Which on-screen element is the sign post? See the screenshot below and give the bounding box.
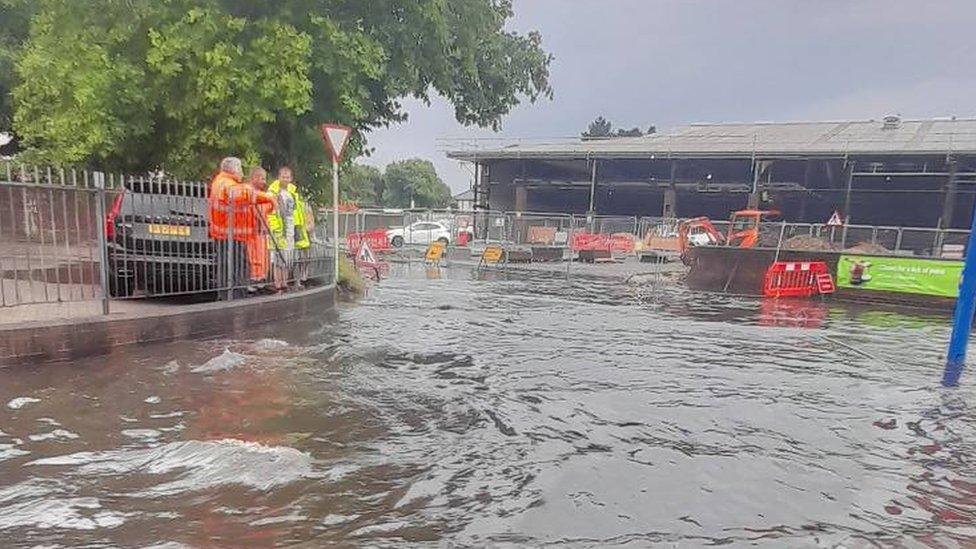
[320,124,352,284]
[943,202,976,386]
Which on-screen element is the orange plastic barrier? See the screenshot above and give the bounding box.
[763,261,835,298]
[347,228,390,253]
[570,232,608,251]
[570,232,635,253]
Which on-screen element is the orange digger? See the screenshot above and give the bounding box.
[678,209,779,264]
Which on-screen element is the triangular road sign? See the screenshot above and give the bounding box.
[320,123,352,162]
[827,210,843,226]
[357,241,376,264]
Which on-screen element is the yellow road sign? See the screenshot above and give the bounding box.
[481,245,504,264]
[425,241,445,263]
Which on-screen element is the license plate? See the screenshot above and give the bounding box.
[148,224,190,237]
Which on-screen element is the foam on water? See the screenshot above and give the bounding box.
[7,397,40,409]
[27,430,79,443]
[189,349,247,373]
[28,439,314,496]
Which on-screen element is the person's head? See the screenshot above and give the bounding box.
[278,166,294,184]
[219,157,243,179]
[248,167,267,190]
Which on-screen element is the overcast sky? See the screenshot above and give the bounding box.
[363,0,976,193]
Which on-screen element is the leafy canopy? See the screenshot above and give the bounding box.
[339,163,384,205]
[0,0,552,188]
[581,116,655,139]
[381,159,452,209]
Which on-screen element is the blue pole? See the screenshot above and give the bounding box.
[943,203,976,386]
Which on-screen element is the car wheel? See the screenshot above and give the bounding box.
[391,235,404,248]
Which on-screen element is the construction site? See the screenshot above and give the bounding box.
[446,116,976,229]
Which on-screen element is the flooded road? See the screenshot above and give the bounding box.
[3,266,976,547]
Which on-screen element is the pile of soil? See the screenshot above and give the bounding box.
[782,235,837,251]
[844,242,890,254]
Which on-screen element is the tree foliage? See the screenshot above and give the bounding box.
[581,116,612,138]
[0,0,552,190]
[0,0,32,130]
[381,159,451,208]
[615,127,643,137]
[581,116,654,139]
[340,163,383,205]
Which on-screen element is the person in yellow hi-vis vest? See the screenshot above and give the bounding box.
[268,167,311,288]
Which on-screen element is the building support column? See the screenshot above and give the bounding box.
[588,159,598,213]
[747,160,762,209]
[842,159,855,223]
[663,159,677,217]
[515,185,528,212]
[941,158,959,229]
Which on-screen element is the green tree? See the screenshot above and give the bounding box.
[382,159,451,208]
[0,0,33,130]
[582,116,612,138]
[340,163,384,206]
[615,127,642,137]
[581,117,654,139]
[1,0,552,192]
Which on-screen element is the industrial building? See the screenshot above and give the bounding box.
[447,116,976,228]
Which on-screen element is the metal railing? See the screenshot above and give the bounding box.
[1,163,334,312]
[324,205,975,264]
[767,221,970,258]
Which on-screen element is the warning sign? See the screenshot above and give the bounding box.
[425,241,445,264]
[357,242,377,264]
[827,210,843,226]
[481,245,504,264]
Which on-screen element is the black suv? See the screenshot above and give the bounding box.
[105,179,218,297]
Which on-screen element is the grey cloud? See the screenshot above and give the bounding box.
[364,0,976,192]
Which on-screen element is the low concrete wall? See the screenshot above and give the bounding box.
[686,247,956,311]
[0,284,336,367]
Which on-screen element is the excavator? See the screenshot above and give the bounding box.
[678,209,779,264]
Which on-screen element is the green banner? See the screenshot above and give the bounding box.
[837,255,963,298]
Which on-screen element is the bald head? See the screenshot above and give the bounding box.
[248,167,267,190]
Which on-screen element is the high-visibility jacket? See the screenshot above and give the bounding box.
[207,171,241,240]
[267,180,310,249]
[228,184,275,242]
[248,200,276,281]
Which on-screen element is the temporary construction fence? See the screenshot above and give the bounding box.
[324,207,976,266]
[1,163,335,312]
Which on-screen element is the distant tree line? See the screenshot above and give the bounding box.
[340,159,452,209]
[581,116,655,138]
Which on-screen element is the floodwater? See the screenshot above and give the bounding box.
[2,265,976,547]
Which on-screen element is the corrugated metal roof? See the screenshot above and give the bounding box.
[446,118,976,161]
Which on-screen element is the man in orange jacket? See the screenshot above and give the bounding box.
[208,157,245,295]
[240,167,276,284]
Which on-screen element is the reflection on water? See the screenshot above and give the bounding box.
[2,266,976,547]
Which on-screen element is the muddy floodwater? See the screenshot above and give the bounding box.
[2,266,976,547]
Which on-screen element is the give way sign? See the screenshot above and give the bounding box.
[320,124,352,162]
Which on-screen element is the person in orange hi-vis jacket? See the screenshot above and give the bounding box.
[227,167,275,290]
[242,167,276,285]
[208,157,245,293]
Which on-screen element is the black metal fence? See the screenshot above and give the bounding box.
[0,163,334,312]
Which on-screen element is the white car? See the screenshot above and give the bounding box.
[387,221,451,247]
